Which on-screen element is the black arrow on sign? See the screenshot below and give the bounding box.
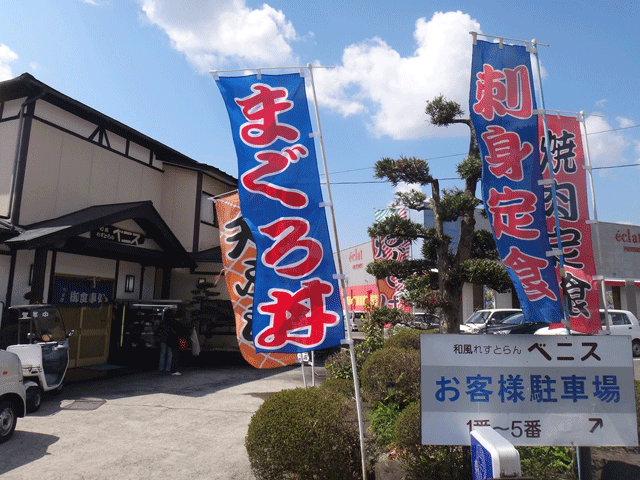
[589,418,603,433]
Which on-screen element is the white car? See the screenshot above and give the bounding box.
[0,349,27,443]
[459,308,522,334]
[534,309,640,357]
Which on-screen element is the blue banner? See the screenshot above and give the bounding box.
[52,277,113,307]
[216,73,344,353]
[469,40,563,324]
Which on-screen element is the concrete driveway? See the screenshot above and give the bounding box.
[1,353,321,480]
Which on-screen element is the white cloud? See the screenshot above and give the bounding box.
[617,116,635,129]
[137,0,298,72]
[583,115,629,169]
[312,11,481,140]
[0,43,18,81]
[596,98,607,108]
[394,182,423,195]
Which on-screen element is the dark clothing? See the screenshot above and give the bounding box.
[157,319,172,345]
[158,311,183,373]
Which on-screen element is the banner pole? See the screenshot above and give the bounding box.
[531,39,571,329]
[307,63,368,480]
[579,112,610,334]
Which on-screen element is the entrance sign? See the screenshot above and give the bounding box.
[421,334,638,446]
[216,73,344,353]
[91,225,145,245]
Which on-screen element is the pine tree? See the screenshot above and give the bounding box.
[366,96,513,333]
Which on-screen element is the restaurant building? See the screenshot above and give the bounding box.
[0,73,237,368]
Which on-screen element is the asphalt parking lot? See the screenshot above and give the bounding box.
[1,353,324,480]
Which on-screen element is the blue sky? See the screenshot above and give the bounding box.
[0,0,638,251]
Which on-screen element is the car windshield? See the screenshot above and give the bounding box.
[500,313,525,325]
[34,309,66,342]
[466,311,491,324]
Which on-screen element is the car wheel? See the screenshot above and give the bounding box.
[632,340,640,358]
[26,386,42,413]
[0,400,18,443]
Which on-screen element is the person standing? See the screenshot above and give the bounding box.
[168,311,186,376]
[158,309,175,373]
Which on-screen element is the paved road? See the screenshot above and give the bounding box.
[2,348,638,480]
[1,354,323,480]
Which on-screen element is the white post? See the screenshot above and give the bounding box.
[579,112,610,333]
[531,39,570,329]
[307,63,368,480]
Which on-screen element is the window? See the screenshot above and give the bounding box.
[124,275,135,293]
[201,192,218,228]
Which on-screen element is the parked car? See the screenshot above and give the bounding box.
[0,349,27,444]
[410,313,441,330]
[534,309,640,357]
[479,312,549,335]
[459,308,522,334]
[349,312,366,332]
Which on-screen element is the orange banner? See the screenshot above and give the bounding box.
[215,193,297,368]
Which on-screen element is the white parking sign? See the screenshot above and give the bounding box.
[420,334,638,446]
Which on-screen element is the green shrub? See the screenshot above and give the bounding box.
[519,447,574,479]
[385,328,422,351]
[245,387,361,480]
[360,347,420,407]
[320,378,356,399]
[392,402,470,480]
[324,345,368,380]
[325,347,354,380]
[368,401,401,447]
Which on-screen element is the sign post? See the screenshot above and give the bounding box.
[470,427,521,480]
[421,334,638,447]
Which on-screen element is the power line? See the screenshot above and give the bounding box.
[328,152,467,175]
[592,163,640,171]
[587,124,640,135]
[324,123,640,183]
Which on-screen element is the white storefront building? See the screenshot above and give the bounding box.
[0,73,237,368]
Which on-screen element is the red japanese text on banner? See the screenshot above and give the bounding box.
[216,73,344,353]
[469,39,563,324]
[539,115,600,333]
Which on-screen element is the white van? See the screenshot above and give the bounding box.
[0,349,27,443]
[535,309,640,357]
[460,308,522,334]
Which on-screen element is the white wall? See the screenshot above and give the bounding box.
[0,252,11,306]
[10,250,35,306]
[160,165,197,251]
[0,115,20,217]
[141,266,156,300]
[19,111,165,226]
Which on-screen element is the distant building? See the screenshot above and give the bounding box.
[337,209,640,322]
[334,241,378,313]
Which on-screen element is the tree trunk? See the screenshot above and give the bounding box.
[441,282,463,333]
